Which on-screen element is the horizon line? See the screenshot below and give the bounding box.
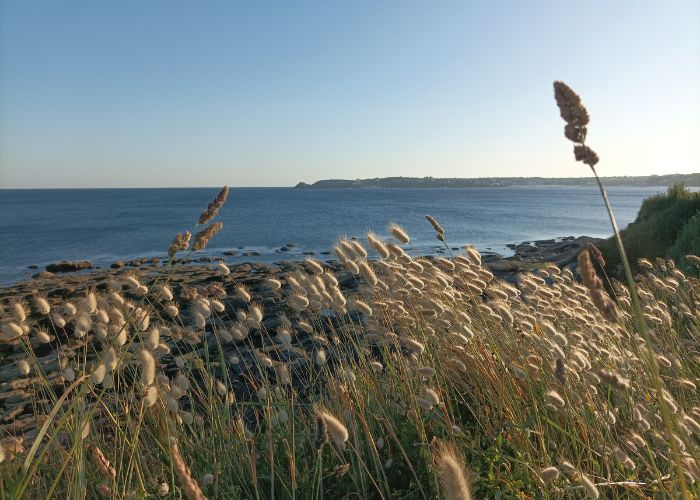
[1,172,698,190]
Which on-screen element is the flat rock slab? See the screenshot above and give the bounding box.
[45,261,93,273]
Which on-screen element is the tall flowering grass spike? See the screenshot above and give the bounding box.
[193,222,223,251]
[170,438,207,500]
[168,231,192,258]
[553,81,599,168]
[425,215,445,241]
[198,186,229,225]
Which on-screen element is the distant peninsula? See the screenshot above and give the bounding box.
[294,173,700,189]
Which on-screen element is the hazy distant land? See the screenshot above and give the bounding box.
[295,173,700,189]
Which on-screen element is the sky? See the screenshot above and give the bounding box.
[0,1,698,188]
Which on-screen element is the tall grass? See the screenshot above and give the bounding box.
[0,86,698,499]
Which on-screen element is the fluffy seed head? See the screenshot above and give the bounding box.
[305,259,324,274]
[140,349,156,386]
[465,246,482,266]
[236,285,251,303]
[540,466,559,482]
[216,262,230,276]
[545,390,565,408]
[367,232,390,258]
[1,322,23,339]
[434,441,472,500]
[579,473,599,499]
[33,296,51,315]
[388,223,410,244]
[317,411,349,450]
[17,359,30,376]
[11,301,27,322]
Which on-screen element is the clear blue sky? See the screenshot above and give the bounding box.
[1,1,698,188]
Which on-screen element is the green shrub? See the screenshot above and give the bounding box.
[669,211,700,273]
[601,183,700,273]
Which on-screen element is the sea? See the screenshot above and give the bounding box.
[0,186,673,285]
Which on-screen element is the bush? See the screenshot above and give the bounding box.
[601,183,700,273]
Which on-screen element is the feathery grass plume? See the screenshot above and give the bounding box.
[578,472,600,499]
[210,299,225,313]
[192,222,223,251]
[314,414,328,451]
[33,295,51,315]
[344,259,360,275]
[677,379,697,391]
[401,337,425,355]
[587,242,605,267]
[198,185,229,225]
[63,301,77,315]
[34,328,52,344]
[464,246,482,266]
[573,145,599,167]
[553,81,589,124]
[352,299,373,316]
[686,254,700,267]
[1,321,23,339]
[358,260,378,286]
[156,285,173,302]
[334,243,350,264]
[267,278,282,290]
[17,359,30,376]
[552,81,598,167]
[545,390,565,408]
[168,231,192,257]
[351,239,368,258]
[577,250,618,322]
[234,284,251,303]
[92,445,117,480]
[425,215,445,241]
[216,261,230,276]
[434,441,472,500]
[10,300,27,322]
[298,320,314,333]
[140,349,156,386]
[367,231,390,258]
[170,438,207,500]
[317,410,349,450]
[539,466,559,483]
[305,258,324,274]
[417,366,437,378]
[339,238,356,257]
[388,223,410,244]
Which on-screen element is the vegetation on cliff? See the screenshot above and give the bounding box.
[601,184,700,274]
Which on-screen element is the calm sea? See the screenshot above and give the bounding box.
[0,186,671,285]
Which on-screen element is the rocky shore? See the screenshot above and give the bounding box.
[0,235,601,450]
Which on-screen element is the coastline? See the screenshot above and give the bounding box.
[0,235,603,299]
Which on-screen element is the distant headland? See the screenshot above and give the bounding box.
[294,173,700,189]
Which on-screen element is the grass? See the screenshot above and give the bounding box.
[0,82,699,499]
